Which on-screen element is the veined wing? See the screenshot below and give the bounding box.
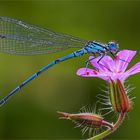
[0,17,87,55]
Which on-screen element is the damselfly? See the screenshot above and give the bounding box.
[0,17,119,106]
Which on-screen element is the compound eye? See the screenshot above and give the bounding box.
[108,41,119,53]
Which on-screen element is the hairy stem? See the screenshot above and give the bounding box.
[87,112,126,140]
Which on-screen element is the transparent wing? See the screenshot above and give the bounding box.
[0,17,87,55]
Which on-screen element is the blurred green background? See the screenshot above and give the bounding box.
[0,0,140,139]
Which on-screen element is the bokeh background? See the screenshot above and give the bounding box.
[0,0,140,139]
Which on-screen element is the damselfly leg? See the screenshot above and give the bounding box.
[110,51,129,63]
[85,53,112,72]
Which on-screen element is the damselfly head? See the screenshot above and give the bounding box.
[107,41,119,54]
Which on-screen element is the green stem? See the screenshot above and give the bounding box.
[87,112,126,140]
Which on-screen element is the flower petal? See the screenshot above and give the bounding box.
[76,68,109,81]
[76,68,98,77]
[115,50,136,72]
[123,62,140,80]
[89,56,114,72]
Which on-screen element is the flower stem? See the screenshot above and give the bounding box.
[87,112,126,140]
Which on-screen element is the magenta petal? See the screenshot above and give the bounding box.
[89,56,114,72]
[123,62,140,80]
[76,68,98,77]
[76,68,109,81]
[115,50,136,72]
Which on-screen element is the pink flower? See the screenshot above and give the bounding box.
[77,50,140,82]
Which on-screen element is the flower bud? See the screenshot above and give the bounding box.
[109,79,132,113]
[57,111,113,129]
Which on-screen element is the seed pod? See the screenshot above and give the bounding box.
[109,79,132,113]
[57,111,113,129]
